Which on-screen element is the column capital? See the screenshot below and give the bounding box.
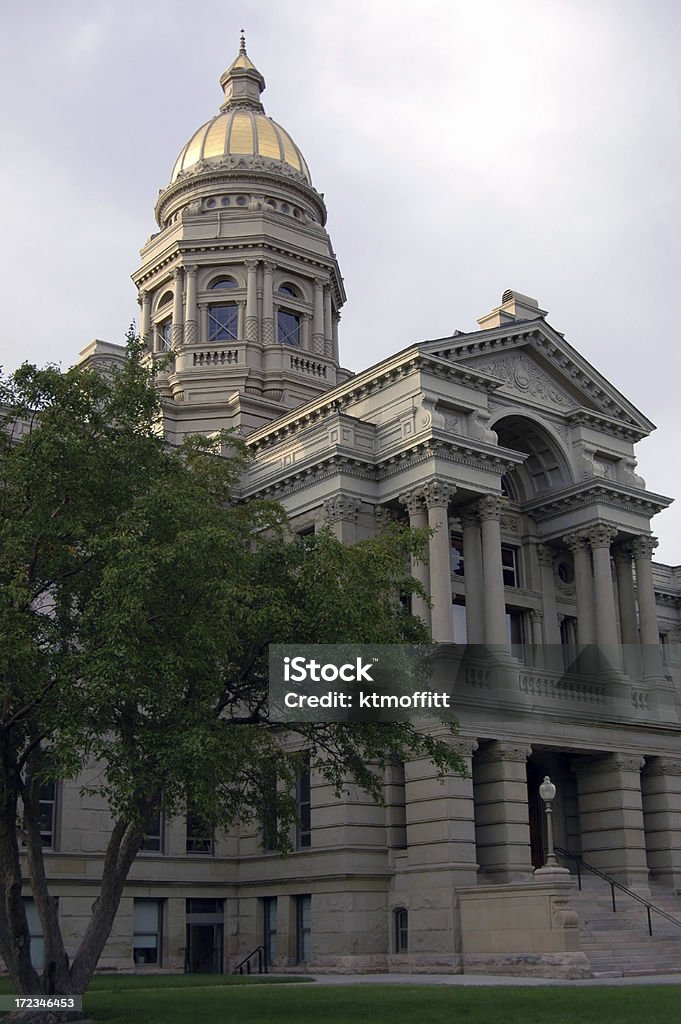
[398,488,427,516]
[313,276,325,290]
[476,741,532,764]
[374,504,395,529]
[585,523,618,549]
[245,258,259,272]
[562,530,590,553]
[475,494,505,522]
[262,261,275,274]
[631,535,658,560]
[186,264,198,277]
[449,737,479,758]
[536,543,555,568]
[322,494,362,524]
[643,757,681,777]
[573,752,645,776]
[173,266,183,281]
[459,505,479,530]
[529,608,544,624]
[138,289,148,305]
[422,479,454,509]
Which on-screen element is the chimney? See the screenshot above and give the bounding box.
[477,290,547,330]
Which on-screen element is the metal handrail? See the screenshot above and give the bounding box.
[234,944,268,975]
[556,846,681,937]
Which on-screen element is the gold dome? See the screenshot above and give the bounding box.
[171,110,311,183]
[170,34,311,185]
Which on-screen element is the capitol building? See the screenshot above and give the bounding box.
[29,37,681,977]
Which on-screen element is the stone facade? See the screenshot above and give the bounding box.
[16,39,681,979]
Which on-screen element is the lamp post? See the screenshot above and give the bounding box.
[539,776,558,868]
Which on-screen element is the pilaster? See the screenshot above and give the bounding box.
[641,757,681,890]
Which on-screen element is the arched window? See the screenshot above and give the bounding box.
[394,908,408,953]
[208,304,238,341]
[277,309,300,347]
[157,290,173,308]
[277,283,300,299]
[209,276,237,290]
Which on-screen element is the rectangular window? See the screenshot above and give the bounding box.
[501,545,520,588]
[186,803,214,855]
[394,908,408,953]
[560,616,578,669]
[23,899,44,971]
[277,310,300,346]
[296,757,311,850]
[133,899,163,966]
[263,897,278,967]
[296,895,311,964]
[140,808,163,853]
[506,609,526,660]
[208,304,238,341]
[39,782,57,849]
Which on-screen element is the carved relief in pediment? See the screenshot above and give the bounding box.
[468,352,578,411]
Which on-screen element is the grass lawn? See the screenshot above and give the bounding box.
[1,976,680,1023]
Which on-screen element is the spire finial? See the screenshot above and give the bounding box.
[239,28,247,55]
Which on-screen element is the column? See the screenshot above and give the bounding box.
[422,480,454,643]
[613,543,642,679]
[476,496,507,647]
[460,506,484,644]
[332,313,340,362]
[632,535,663,679]
[323,286,333,358]
[641,758,681,890]
[473,741,533,883]
[245,259,259,341]
[262,262,275,344]
[563,532,595,646]
[312,278,324,354]
[398,489,431,630]
[236,300,245,340]
[171,267,184,347]
[184,266,198,345]
[573,753,648,888]
[404,739,479,885]
[586,524,620,667]
[139,290,151,350]
[301,313,312,351]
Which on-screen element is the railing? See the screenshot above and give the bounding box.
[234,945,268,975]
[556,846,681,937]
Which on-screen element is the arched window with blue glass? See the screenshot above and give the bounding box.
[208,304,238,342]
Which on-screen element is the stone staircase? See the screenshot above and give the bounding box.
[569,875,681,977]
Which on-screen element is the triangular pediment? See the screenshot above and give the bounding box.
[420,319,654,434]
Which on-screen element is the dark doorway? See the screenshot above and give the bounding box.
[526,761,545,869]
[185,899,224,974]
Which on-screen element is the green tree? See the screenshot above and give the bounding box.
[0,341,461,1018]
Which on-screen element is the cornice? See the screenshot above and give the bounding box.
[524,481,672,524]
[155,160,327,227]
[246,351,504,454]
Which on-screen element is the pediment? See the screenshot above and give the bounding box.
[420,320,654,434]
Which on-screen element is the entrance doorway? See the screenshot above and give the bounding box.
[185,899,224,974]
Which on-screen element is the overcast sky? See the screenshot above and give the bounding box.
[1,0,679,562]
